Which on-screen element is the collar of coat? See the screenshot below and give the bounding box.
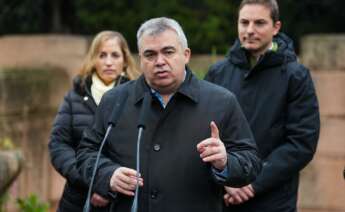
[73,74,129,97]
[227,33,297,70]
[133,66,200,105]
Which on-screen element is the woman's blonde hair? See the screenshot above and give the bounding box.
[79,30,140,80]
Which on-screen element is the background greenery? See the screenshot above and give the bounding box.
[1,0,344,54]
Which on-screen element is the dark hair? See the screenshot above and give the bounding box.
[239,0,280,23]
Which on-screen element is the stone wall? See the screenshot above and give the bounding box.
[298,34,345,212]
[0,35,88,78]
[0,68,69,211]
[301,34,345,71]
[0,35,89,210]
[298,71,345,212]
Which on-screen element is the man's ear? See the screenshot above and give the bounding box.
[273,21,282,36]
[184,48,191,64]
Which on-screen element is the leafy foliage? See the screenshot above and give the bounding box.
[0,137,15,150]
[16,194,49,212]
[0,0,344,53]
[0,193,9,212]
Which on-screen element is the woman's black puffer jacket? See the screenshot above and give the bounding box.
[49,75,128,211]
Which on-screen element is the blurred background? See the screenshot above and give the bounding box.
[2,0,345,54]
[0,0,344,211]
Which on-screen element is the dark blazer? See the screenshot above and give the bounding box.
[49,75,128,211]
[205,33,320,212]
[77,69,261,212]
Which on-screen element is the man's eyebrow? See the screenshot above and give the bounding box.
[239,18,249,21]
[143,49,156,54]
[162,46,175,50]
[143,46,176,54]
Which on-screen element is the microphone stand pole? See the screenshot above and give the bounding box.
[131,92,150,212]
[131,127,144,212]
[83,125,113,212]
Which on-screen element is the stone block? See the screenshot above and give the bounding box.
[301,34,345,71]
[0,68,70,116]
[0,68,70,209]
[318,117,345,156]
[311,71,345,116]
[1,113,54,199]
[298,155,345,211]
[0,35,88,77]
[0,150,23,194]
[48,165,65,202]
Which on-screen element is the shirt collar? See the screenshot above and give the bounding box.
[149,70,187,108]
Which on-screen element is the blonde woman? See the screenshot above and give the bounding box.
[49,31,139,211]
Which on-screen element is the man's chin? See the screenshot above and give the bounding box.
[151,82,179,94]
[243,44,260,52]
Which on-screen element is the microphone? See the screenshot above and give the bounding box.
[83,91,128,212]
[108,91,129,126]
[131,92,151,212]
[137,92,151,129]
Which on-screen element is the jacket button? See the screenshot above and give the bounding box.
[83,96,88,101]
[153,144,160,151]
[150,189,158,199]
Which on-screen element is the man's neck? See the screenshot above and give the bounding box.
[147,69,187,107]
[251,42,274,60]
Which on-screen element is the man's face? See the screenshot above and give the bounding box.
[139,29,190,94]
[238,4,281,57]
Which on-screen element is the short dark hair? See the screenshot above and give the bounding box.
[239,0,280,23]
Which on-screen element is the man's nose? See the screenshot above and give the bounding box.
[247,22,255,34]
[155,53,166,66]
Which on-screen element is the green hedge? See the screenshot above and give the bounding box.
[1,0,345,53]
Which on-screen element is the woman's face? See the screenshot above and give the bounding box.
[94,38,125,85]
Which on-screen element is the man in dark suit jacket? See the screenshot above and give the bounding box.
[77,17,261,212]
